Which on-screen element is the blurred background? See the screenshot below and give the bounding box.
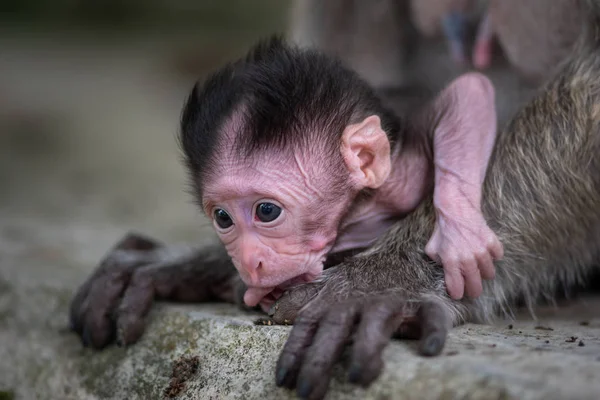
[0,0,292,245]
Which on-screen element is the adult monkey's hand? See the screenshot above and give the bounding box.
[270,248,456,400]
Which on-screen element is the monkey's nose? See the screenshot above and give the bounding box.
[242,261,263,285]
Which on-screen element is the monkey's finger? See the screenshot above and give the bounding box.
[424,228,442,262]
[462,259,483,298]
[417,300,451,356]
[70,258,130,334]
[295,303,359,400]
[476,250,495,280]
[115,268,157,346]
[348,299,403,387]
[444,260,465,300]
[69,234,162,333]
[70,280,95,334]
[488,236,504,261]
[276,306,324,390]
[270,283,323,324]
[70,251,160,335]
[80,269,131,349]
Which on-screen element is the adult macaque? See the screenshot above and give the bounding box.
[288,0,415,89]
[289,0,486,72]
[410,0,488,67]
[484,0,584,84]
[409,0,584,77]
[290,0,585,87]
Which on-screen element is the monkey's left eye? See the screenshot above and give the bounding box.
[214,209,234,229]
[256,202,282,223]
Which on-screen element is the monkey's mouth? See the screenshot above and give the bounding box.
[246,273,317,312]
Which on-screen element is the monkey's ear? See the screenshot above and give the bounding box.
[341,115,391,189]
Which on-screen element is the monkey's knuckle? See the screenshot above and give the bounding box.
[443,253,461,265]
[455,253,472,264]
[321,309,351,327]
[105,268,129,285]
[129,268,154,287]
[483,232,498,245]
[369,298,395,317]
[489,238,503,253]
[472,247,489,261]
[461,259,479,274]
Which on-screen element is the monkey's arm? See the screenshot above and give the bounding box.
[269,202,463,399]
[69,232,244,349]
[422,72,503,300]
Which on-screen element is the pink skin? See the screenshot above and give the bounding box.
[424,72,503,299]
[202,148,354,312]
[203,73,503,307]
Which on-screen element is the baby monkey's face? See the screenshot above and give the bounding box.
[202,152,352,311]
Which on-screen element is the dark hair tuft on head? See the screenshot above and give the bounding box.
[179,34,402,199]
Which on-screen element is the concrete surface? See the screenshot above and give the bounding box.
[1,28,599,400]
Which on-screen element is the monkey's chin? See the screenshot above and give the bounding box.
[244,272,319,312]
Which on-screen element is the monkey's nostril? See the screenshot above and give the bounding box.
[257,262,263,270]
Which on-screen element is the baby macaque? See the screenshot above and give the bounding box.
[181,37,502,310]
[70,35,502,348]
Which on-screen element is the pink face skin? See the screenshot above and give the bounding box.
[202,148,354,312]
[201,114,392,311]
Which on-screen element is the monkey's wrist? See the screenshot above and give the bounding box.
[433,181,482,215]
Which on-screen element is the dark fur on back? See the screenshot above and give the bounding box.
[178,36,404,199]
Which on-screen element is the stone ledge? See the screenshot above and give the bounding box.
[3,293,599,400]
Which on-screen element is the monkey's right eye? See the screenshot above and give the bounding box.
[214,209,233,229]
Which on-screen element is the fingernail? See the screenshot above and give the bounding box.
[275,368,287,386]
[268,304,276,317]
[421,335,443,356]
[297,379,311,398]
[348,363,362,383]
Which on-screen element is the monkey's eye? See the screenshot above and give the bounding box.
[256,202,282,223]
[214,209,233,229]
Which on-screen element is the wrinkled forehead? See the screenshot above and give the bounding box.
[200,107,342,206]
[201,146,322,207]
